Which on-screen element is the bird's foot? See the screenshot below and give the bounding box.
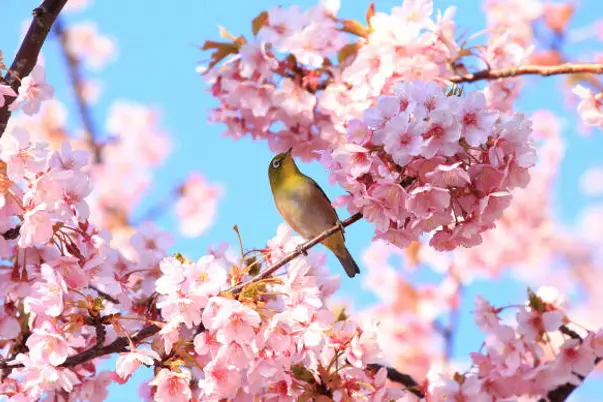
[336,220,345,235]
[295,244,309,256]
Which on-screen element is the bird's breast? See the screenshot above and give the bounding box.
[274,180,337,239]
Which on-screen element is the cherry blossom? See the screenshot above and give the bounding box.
[0,0,602,401]
[149,368,192,402]
[116,348,161,379]
[9,66,54,116]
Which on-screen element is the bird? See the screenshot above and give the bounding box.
[268,147,360,278]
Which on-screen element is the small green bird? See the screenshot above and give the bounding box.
[268,148,360,278]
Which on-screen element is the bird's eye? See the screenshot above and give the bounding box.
[272,159,281,169]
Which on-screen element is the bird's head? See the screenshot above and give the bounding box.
[268,147,299,187]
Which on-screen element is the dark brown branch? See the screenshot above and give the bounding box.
[366,364,424,398]
[60,324,161,367]
[537,326,602,402]
[450,62,603,83]
[0,0,68,138]
[538,357,602,402]
[2,324,160,373]
[230,212,363,293]
[53,18,102,163]
[2,213,365,372]
[88,285,120,304]
[559,325,582,341]
[1,225,21,240]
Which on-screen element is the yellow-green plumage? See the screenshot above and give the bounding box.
[268,148,360,278]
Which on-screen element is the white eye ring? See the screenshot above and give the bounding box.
[272,159,281,168]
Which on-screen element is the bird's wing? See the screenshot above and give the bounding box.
[307,176,345,241]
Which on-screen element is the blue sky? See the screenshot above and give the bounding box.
[2,0,603,400]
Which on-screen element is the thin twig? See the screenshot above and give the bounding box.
[449,62,603,83]
[53,18,101,162]
[559,325,582,341]
[0,213,366,373]
[88,285,120,304]
[0,0,68,137]
[230,212,363,294]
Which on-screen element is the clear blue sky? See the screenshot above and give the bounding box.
[1,0,603,400]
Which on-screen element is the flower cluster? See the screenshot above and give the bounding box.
[322,81,535,251]
[202,0,464,161]
[145,224,404,401]
[415,109,565,281]
[426,290,602,400]
[201,0,546,163]
[0,127,128,401]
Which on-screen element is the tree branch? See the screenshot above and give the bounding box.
[53,18,102,163]
[1,225,21,241]
[230,212,363,294]
[449,62,603,83]
[0,0,68,138]
[538,357,602,402]
[2,213,365,372]
[366,364,424,398]
[537,325,602,402]
[88,285,120,304]
[59,323,160,368]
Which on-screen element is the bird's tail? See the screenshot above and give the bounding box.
[336,247,361,278]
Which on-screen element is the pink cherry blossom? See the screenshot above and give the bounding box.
[64,22,116,70]
[459,91,499,146]
[210,297,262,343]
[258,5,307,49]
[149,368,192,402]
[116,348,161,379]
[474,295,501,332]
[0,127,48,181]
[516,309,564,340]
[19,203,54,247]
[9,65,54,115]
[555,339,595,377]
[14,354,80,397]
[573,85,603,129]
[199,357,242,399]
[26,321,71,366]
[237,41,278,79]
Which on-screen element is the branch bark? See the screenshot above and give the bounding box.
[537,326,602,402]
[0,0,68,138]
[53,18,102,163]
[230,212,363,293]
[449,62,603,83]
[538,357,602,402]
[2,213,365,372]
[366,364,424,398]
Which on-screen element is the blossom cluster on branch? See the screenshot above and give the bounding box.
[321,81,535,251]
[0,0,602,400]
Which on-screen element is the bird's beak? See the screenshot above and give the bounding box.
[285,147,293,157]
